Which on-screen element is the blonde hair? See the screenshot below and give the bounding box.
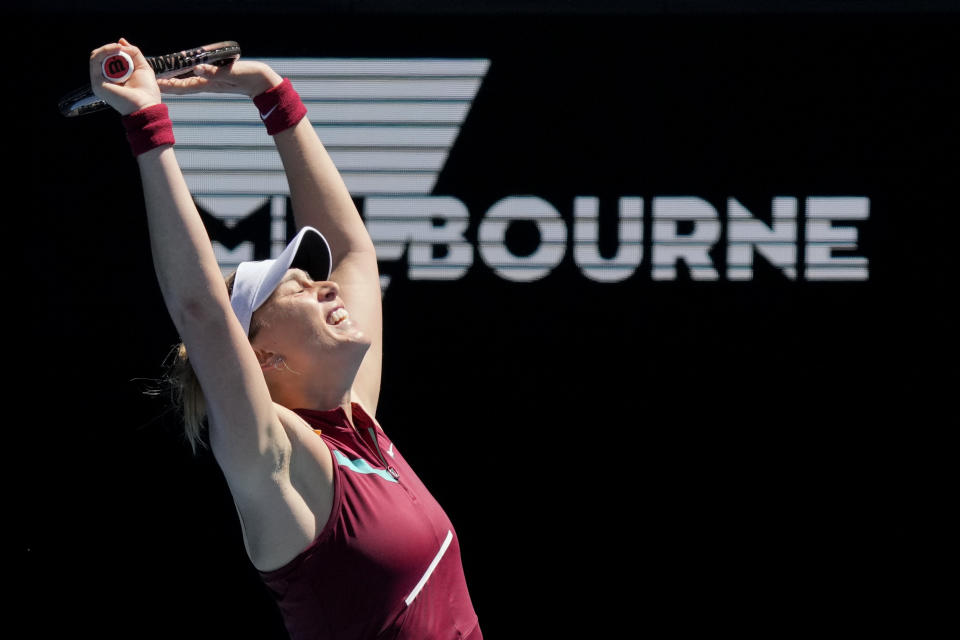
[165,271,266,456]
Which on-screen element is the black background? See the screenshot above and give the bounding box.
[18,3,953,636]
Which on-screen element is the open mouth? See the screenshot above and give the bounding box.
[327,307,350,326]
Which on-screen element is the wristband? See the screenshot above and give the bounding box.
[122,103,175,156]
[253,77,307,135]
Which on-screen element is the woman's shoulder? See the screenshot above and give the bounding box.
[274,402,330,441]
[275,401,313,425]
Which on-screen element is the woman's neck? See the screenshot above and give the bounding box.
[268,375,356,428]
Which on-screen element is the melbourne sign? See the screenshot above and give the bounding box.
[165,58,868,291]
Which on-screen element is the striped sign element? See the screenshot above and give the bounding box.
[162,58,491,274]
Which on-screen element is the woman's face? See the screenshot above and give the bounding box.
[249,268,369,364]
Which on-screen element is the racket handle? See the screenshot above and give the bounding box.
[102,51,134,84]
[61,41,239,117]
[100,51,133,84]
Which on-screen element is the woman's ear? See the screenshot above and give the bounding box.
[253,347,279,371]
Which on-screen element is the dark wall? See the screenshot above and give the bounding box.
[19,7,950,636]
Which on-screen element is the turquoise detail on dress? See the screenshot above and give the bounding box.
[333,450,399,483]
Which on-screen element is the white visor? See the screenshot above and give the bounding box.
[229,226,332,336]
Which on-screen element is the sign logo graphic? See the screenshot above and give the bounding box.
[167,57,488,291]
[165,57,868,291]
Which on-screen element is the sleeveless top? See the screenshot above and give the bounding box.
[256,402,483,640]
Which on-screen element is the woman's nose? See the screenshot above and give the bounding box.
[316,281,339,300]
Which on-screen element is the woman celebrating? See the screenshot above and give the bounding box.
[88,39,482,640]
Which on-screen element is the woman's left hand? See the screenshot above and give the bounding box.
[89,37,162,115]
[157,59,283,98]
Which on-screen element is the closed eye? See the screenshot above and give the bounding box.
[282,270,313,295]
[283,283,306,295]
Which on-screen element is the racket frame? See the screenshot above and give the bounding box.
[59,40,241,117]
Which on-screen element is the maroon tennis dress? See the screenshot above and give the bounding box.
[257,402,482,640]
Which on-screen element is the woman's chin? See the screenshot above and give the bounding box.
[333,320,369,346]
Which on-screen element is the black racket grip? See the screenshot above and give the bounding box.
[147,41,241,78]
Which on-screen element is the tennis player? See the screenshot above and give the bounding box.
[89,38,482,640]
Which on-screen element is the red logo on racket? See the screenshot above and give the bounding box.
[103,54,131,80]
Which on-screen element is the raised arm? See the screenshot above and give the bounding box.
[159,61,384,414]
[272,98,384,415]
[91,40,291,494]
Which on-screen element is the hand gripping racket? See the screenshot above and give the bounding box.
[59,40,241,117]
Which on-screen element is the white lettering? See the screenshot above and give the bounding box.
[364,196,473,293]
[358,194,870,291]
[804,197,869,280]
[477,196,567,283]
[573,197,643,283]
[364,196,473,290]
[652,197,720,280]
[271,195,288,258]
[727,197,798,280]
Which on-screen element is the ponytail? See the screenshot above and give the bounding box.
[168,341,209,456]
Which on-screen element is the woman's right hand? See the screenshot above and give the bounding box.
[156,59,283,98]
[88,37,161,116]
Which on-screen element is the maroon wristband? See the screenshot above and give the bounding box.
[253,77,307,135]
[122,103,175,156]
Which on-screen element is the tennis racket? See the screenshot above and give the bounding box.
[59,40,241,117]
